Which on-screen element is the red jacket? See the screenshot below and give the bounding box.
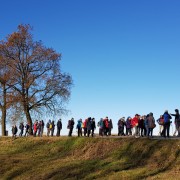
[33,123,38,132]
[104,119,109,128]
[131,117,139,127]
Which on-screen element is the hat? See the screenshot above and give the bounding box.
[175,109,179,112]
[135,114,140,116]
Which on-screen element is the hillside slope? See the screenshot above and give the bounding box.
[0,137,180,180]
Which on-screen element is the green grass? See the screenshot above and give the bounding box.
[0,137,180,180]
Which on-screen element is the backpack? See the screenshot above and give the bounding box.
[49,124,52,129]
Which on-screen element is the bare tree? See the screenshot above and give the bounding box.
[0,24,72,134]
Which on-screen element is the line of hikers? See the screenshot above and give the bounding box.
[11,109,180,138]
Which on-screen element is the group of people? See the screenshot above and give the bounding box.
[11,109,180,138]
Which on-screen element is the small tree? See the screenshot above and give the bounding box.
[0,24,72,134]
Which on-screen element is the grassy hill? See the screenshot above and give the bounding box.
[0,137,180,180]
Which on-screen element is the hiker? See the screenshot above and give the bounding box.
[41,120,44,136]
[162,110,172,138]
[103,117,109,136]
[46,120,51,137]
[51,120,55,136]
[156,115,164,136]
[24,123,30,137]
[97,118,104,136]
[38,121,42,137]
[171,109,180,137]
[118,117,126,136]
[76,119,82,137]
[68,118,74,136]
[91,118,96,137]
[57,119,62,136]
[144,114,149,136]
[12,125,18,138]
[108,119,113,135]
[33,120,38,137]
[131,114,140,137]
[147,112,156,137]
[87,117,92,137]
[83,119,88,136]
[19,122,24,137]
[138,116,145,137]
[126,117,132,136]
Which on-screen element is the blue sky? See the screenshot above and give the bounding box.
[0,0,180,135]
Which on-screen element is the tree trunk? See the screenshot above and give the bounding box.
[25,108,33,135]
[23,99,33,135]
[1,106,6,136]
[1,83,7,136]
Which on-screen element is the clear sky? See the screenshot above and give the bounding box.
[0,0,180,135]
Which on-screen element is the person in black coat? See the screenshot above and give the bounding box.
[171,109,180,137]
[12,125,18,138]
[19,122,24,137]
[68,118,74,136]
[56,119,62,136]
[91,118,96,137]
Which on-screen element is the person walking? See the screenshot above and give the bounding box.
[38,121,42,137]
[33,120,38,137]
[83,119,88,137]
[147,112,156,138]
[162,110,172,138]
[57,119,62,136]
[97,118,104,136]
[87,117,92,137]
[46,120,51,137]
[131,114,140,137]
[126,117,132,136]
[24,123,30,137]
[103,117,109,136]
[139,116,145,137]
[41,120,44,136]
[12,125,18,139]
[19,122,24,137]
[108,119,113,136]
[118,117,126,136]
[76,119,82,137]
[91,118,96,137]
[68,118,74,136]
[156,115,164,136]
[51,121,55,136]
[171,109,180,137]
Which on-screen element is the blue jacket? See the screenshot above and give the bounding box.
[76,120,82,129]
[163,112,172,123]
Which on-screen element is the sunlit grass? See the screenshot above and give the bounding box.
[0,137,180,179]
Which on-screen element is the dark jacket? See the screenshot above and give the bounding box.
[171,112,180,126]
[57,120,62,129]
[108,120,113,129]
